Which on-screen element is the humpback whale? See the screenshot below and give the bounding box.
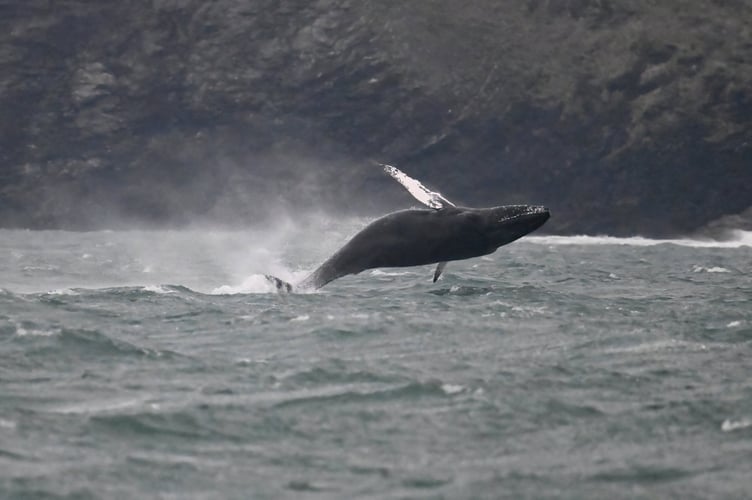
[266,165,549,291]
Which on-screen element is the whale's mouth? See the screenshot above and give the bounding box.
[498,206,550,224]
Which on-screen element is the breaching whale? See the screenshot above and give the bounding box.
[266,165,549,291]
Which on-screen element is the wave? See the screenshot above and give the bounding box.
[6,281,284,299]
[140,284,176,294]
[271,380,458,409]
[35,284,194,299]
[529,230,752,248]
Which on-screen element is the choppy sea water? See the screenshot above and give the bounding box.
[1,222,751,499]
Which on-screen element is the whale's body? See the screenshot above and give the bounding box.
[265,165,550,291]
[297,205,549,290]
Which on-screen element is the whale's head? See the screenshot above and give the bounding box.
[477,205,550,249]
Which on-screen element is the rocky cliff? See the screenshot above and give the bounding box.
[1,0,751,235]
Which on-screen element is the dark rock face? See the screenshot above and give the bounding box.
[1,0,751,235]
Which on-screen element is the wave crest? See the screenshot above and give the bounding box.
[530,230,752,248]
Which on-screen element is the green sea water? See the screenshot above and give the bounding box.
[1,223,751,499]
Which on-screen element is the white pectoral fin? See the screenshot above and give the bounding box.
[433,262,447,282]
[381,164,455,209]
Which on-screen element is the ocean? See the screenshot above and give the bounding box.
[1,221,751,499]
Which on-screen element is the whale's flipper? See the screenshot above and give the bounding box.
[381,164,453,284]
[264,274,293,293]
[433,262,447,282]
[381,164,455,209]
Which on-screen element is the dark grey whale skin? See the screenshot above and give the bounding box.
[295,205,550,290]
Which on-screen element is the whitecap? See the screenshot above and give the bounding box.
[15,324,58,337]
[236,358,268,365]
[290,315,310,322]
[47,288,79,296]
[369,269,411,276]
[0,418,16,430]
[721,418,752,432]
[706,267,731,273]
[441,384,464,395]
[23,265,58,271]
[530,230,752,248]
[51,397,149,415]
[726,320,742,328]
[602,339,708,355]
[511,305,547,316]
[692,265,731,273]
[142,285,175,294]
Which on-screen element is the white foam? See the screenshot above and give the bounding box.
[211,274,280,295]
[370,269,412,276]
[236,357,268,365]
[142,285,175,294]
[15,325,58,337]
[529,230,752,248]
[51,397,149,415]
[721,418,752,432]
[706,267,731,273]
[290,314,310,322]
[602,339,708,355]
[47,288,79,296]
[0,418,17,430]
[441,384,464,395]
[727,320,742,328]
[692,265,731,273]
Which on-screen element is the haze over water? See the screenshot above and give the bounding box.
[1,222,751,499]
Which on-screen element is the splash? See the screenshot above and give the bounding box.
[210,270,310,295]
[0,213,341,294]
